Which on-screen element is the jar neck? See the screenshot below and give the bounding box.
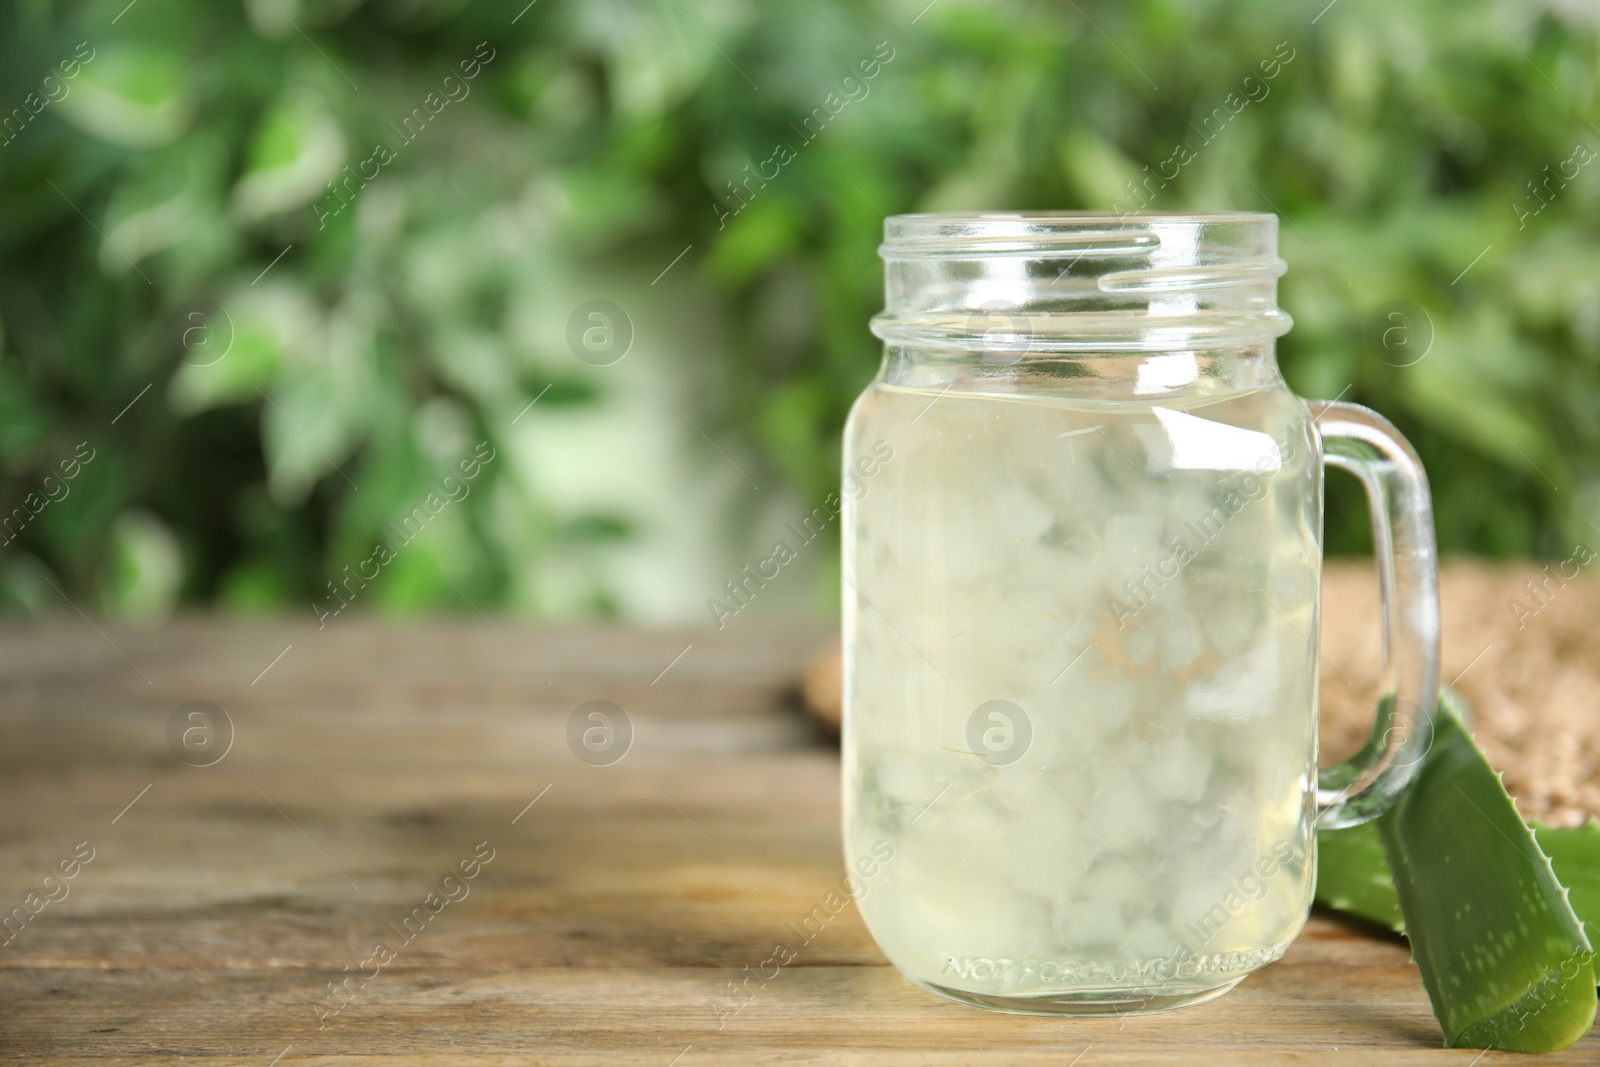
[879,344,1285,402]
[871,213,1293,357]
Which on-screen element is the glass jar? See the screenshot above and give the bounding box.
[841,212,1440,1015]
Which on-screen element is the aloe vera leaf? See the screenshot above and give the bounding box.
[1534,822,1600,943]
[1376,704,1596,1051]
[1316,821,1600,943]
[1316,819,1404,931]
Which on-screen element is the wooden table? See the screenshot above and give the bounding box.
[1,616,1594,1065]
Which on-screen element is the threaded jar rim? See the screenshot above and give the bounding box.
[873,212,1293,353]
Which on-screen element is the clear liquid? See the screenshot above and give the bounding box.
[842,376,1321,1003]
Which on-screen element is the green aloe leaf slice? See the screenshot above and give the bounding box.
[1315,818,1404,931]
[1373,699,1595,1051]
[1533,822,1600,946]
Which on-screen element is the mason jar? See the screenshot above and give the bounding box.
[841,212,1440,1015]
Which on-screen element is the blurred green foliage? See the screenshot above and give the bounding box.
[1,0,1597,621]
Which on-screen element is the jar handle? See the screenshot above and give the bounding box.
[1309,400,1442,828]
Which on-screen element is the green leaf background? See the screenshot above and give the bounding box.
[1,0,1597,621]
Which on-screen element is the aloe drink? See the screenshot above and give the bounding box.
[842,376,1321,1006]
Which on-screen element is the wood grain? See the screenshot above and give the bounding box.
[0,614,1593,1064]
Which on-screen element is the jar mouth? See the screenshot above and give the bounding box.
[880,211,1278,259]
[884,210,1276,225]
[874,211,1292,353]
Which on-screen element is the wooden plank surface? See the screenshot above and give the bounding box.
[0,610,1594,1065]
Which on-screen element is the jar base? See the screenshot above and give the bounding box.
[907,975,1243,1017]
